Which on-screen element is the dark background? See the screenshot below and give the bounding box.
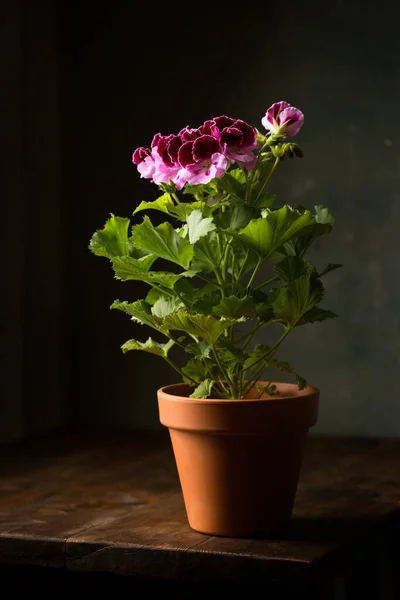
[3,0,400,443]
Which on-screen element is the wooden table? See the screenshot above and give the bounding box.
[0,429,399,599]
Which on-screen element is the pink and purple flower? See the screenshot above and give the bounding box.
[178,135,229,185]
[132,111,275,187]
[261,101,304,137]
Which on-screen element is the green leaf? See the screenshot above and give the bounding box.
[231,247,260,278]
[243,344,271,371]
[248,192,275,209]
[192,231,224,272]
[229,168,247,184]
[121,337,175,357]
[298,307,338,324]
[182,357,214,384]
[133,193,175,216]
[318,263,342,277]
[192,293,221,314]
[186,340,211,359]
[268,357,307,390]
[89,215,131,258]
[131,215,193,269]
[274,256,312,283]
[283,205,335,258]
[112,257,194,289]
[315,205,335,225]
[151,296,183,318]
[189,379,215,399]
[145,287,164,305]
[111,300,165,331]
[186,209,216,244]
[163,311,232,345]
[253,290,275,321]
[182,182,218,200]
[217,341,246,372]
[217,171,246,201]
[238,205,316,259]
[211,295,254,318]
[271,271,324,326]
[172,201,217,221]
[214,205,260,230]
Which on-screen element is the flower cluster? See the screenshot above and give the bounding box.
[132,101,304,189]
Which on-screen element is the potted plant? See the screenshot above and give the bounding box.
[89,101,340,537]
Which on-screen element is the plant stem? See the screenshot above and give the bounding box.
[241,363,266,398]
[196,274,224,289]
[247,258,262,291]
[212,343,237,398]
[240,326,292,398]
[241,320,263,351]
[252,275,278,292]
[254,156,280,202]
[245,326,292,373]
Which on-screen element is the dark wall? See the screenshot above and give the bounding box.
[2,1,69,443]
[59,1,400,435]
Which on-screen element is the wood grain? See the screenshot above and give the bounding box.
[0,429,399,597]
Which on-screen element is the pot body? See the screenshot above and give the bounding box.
[157,382,319,537]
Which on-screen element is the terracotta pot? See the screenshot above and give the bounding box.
[157,381,319,538]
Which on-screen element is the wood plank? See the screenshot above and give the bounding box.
[0,430,399,593]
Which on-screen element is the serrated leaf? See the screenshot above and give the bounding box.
[112,257,195,289]
[151,296,183,318]
[318,263,342,277]
[253,290,275,322]
[133,193,175,216]
[217,342,246,372]
[186,209,216,244]
[243,344,271,371]
[283,205,336,258]
[268,357,307,390]
[298,307,338,324]
[131,215,193,269]
[163,311,232,345]
[274,256,312,283]
[211,295,254,318]
[271,271,324,326]
[217,171,246,201]
[248,192,275,209]
[182,357,214,384]
[121,337,175,357]
[192,293,221,313]
[111,300,165,331]
[89,215,131,258]
[182,181,218,199]
[186,340,211,358]
[214,205,260,230]
[238,205,316,259]
[229,168,247,184]
[172,201,217,221]
[191,231,224,272]
[189,379,215,399]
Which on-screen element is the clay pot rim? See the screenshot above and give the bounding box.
[158,381,320,405]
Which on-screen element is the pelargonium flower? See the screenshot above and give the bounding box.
[133,133,186,190]
[132,147,156,179]
[261,101,304,137]
[178,134,229,185]
[209,116,258,169]
[178,126,201,142]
